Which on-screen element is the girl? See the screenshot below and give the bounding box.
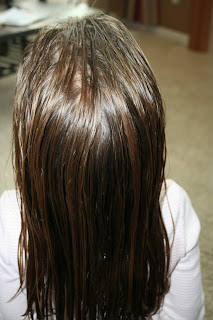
[0,14,204,319]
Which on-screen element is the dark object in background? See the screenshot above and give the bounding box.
[5,0,13,8]
[0,37,31,77]
[0,42,9,56]
[189,0,213,52]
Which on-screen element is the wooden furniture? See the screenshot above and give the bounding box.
[189,0,213,52]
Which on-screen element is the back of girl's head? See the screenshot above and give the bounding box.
[13,14,169,320]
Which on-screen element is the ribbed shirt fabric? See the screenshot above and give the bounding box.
[0,180,205,320]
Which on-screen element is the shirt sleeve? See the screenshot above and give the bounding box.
[0,190,27,320]
[153,181,205,320]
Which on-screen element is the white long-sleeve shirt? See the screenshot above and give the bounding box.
[0,180,205,320]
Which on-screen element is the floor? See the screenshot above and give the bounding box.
[0,27,212,318]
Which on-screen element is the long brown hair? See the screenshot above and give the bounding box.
[13,14,170,320]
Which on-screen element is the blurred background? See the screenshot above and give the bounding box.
[0,0,212,319]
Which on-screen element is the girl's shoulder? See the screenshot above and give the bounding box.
[161,179,200,235]
[161,179,201,273]
[0,190,21,268]
[0,190,27,320]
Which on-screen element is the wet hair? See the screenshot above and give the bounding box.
[13,14,170,320]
